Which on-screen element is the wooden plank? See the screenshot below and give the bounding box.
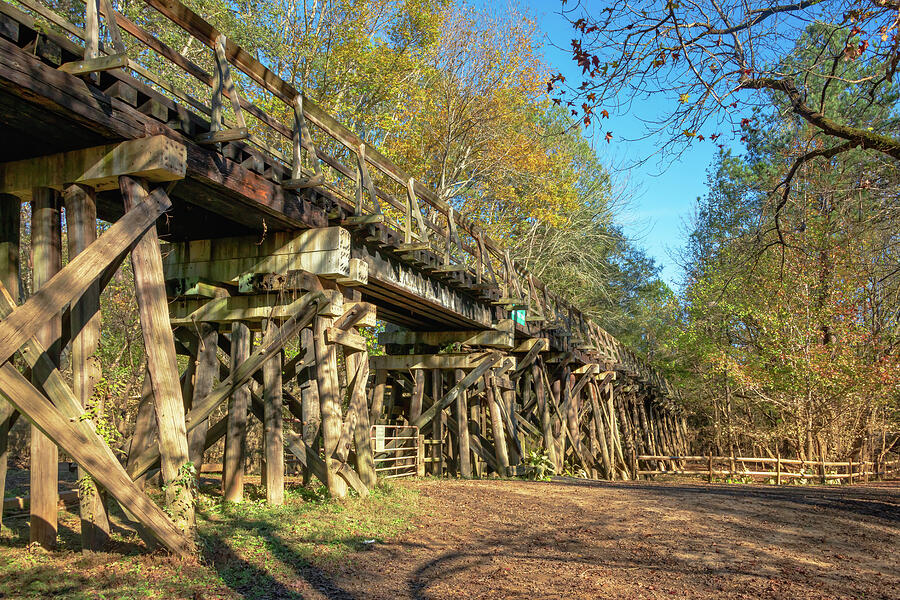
[262,321,284,505]
[58,52,128,75]
[344,343,376,489]
[121,176,193,530]
[29,187,60,549]
[485,374,510,476]
[223,321,250,502]
[410,370,425,424]
[325,326,367,351]
[0,136,186,197]
[64,183,110,551]
[169,290,342,324]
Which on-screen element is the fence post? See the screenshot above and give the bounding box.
[848,457,853,485]
[776,449,781,486]
[417,434,425,477]
[707,453,713,483]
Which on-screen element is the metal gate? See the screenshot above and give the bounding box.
[370,424,419,479]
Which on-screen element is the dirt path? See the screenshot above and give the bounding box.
[323,478,900,600]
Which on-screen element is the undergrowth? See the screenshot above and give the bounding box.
[0,478,421,599]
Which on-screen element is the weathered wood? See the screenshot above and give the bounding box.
[411,352,505,430]
[313,313,347,498]
[262,321,284,505]
[371,352,515,371]
[370,368,387,425]
[223,321,250,502]
[298,327,320,485]
[431,369,444,475]
[58,53,128,75]
[485,374,510,476]
[188,323,218,471]
[122,176,194,530]
[64,183,110,551]
[410,369,425,424]
[378,328,514,349]
[0,185,170,372]
[0,363,194,555]
[346,339,376,489]
[0,137,186,197]
[30,187,60,549]
[454,369,472,478]
[0,193,17,531]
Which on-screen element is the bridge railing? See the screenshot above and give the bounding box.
[7,0,681,405]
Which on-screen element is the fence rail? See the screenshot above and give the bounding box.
[637,455,900,484]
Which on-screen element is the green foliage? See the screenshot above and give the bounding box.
[521,450,554,481]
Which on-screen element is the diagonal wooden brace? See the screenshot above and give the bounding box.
[127,294,324,480]
[0,281,193,555]
[0,188,170,369]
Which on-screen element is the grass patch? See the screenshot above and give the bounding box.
[0,478,421,599]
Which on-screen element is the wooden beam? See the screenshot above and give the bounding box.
[122,176,194,531]
[0,363,194,555]
[29,187,60,549]
[378,328,514,349]
[262,321,284,505]
[313,313,347,498]
[223,321,250,503]
[58,52,128,75]
[187,323,218,471]
[0,281,192,554]
[169,290,342,324]
[370,353,515,371]
[0,136,186,198]
[64,183,110,551]
[325,327,367,351]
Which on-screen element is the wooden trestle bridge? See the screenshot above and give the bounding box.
[0,0,690,555]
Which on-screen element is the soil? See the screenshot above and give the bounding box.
[323,478,900,600]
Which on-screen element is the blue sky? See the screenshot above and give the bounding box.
[524,1,719,290]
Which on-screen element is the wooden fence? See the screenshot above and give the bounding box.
[637,455,900,484]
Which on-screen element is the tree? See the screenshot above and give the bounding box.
[554,0,900,177]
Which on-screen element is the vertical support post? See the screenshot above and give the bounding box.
[262,321,284,505]
[370,368,386,425]
[313,313,347,498]
[0,193,18,530]
[486,374,510,476]
[188,323,218,472]
[410,369,425,425]
[431,369,444,475]
[533,362,556,469]
[127,372,158,488]
[346,334,376,489]
[455,369,472,478]
[417,434,426,477]
[121,176,193,530]
[65,183,110,551]
[298,327,319,485]
[30,188,60,549]
[501,385,523,465]
[708,452,713,483]
[223,321,250,502]
[776,448,782,486]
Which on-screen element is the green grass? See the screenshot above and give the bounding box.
[0,479,421,599]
